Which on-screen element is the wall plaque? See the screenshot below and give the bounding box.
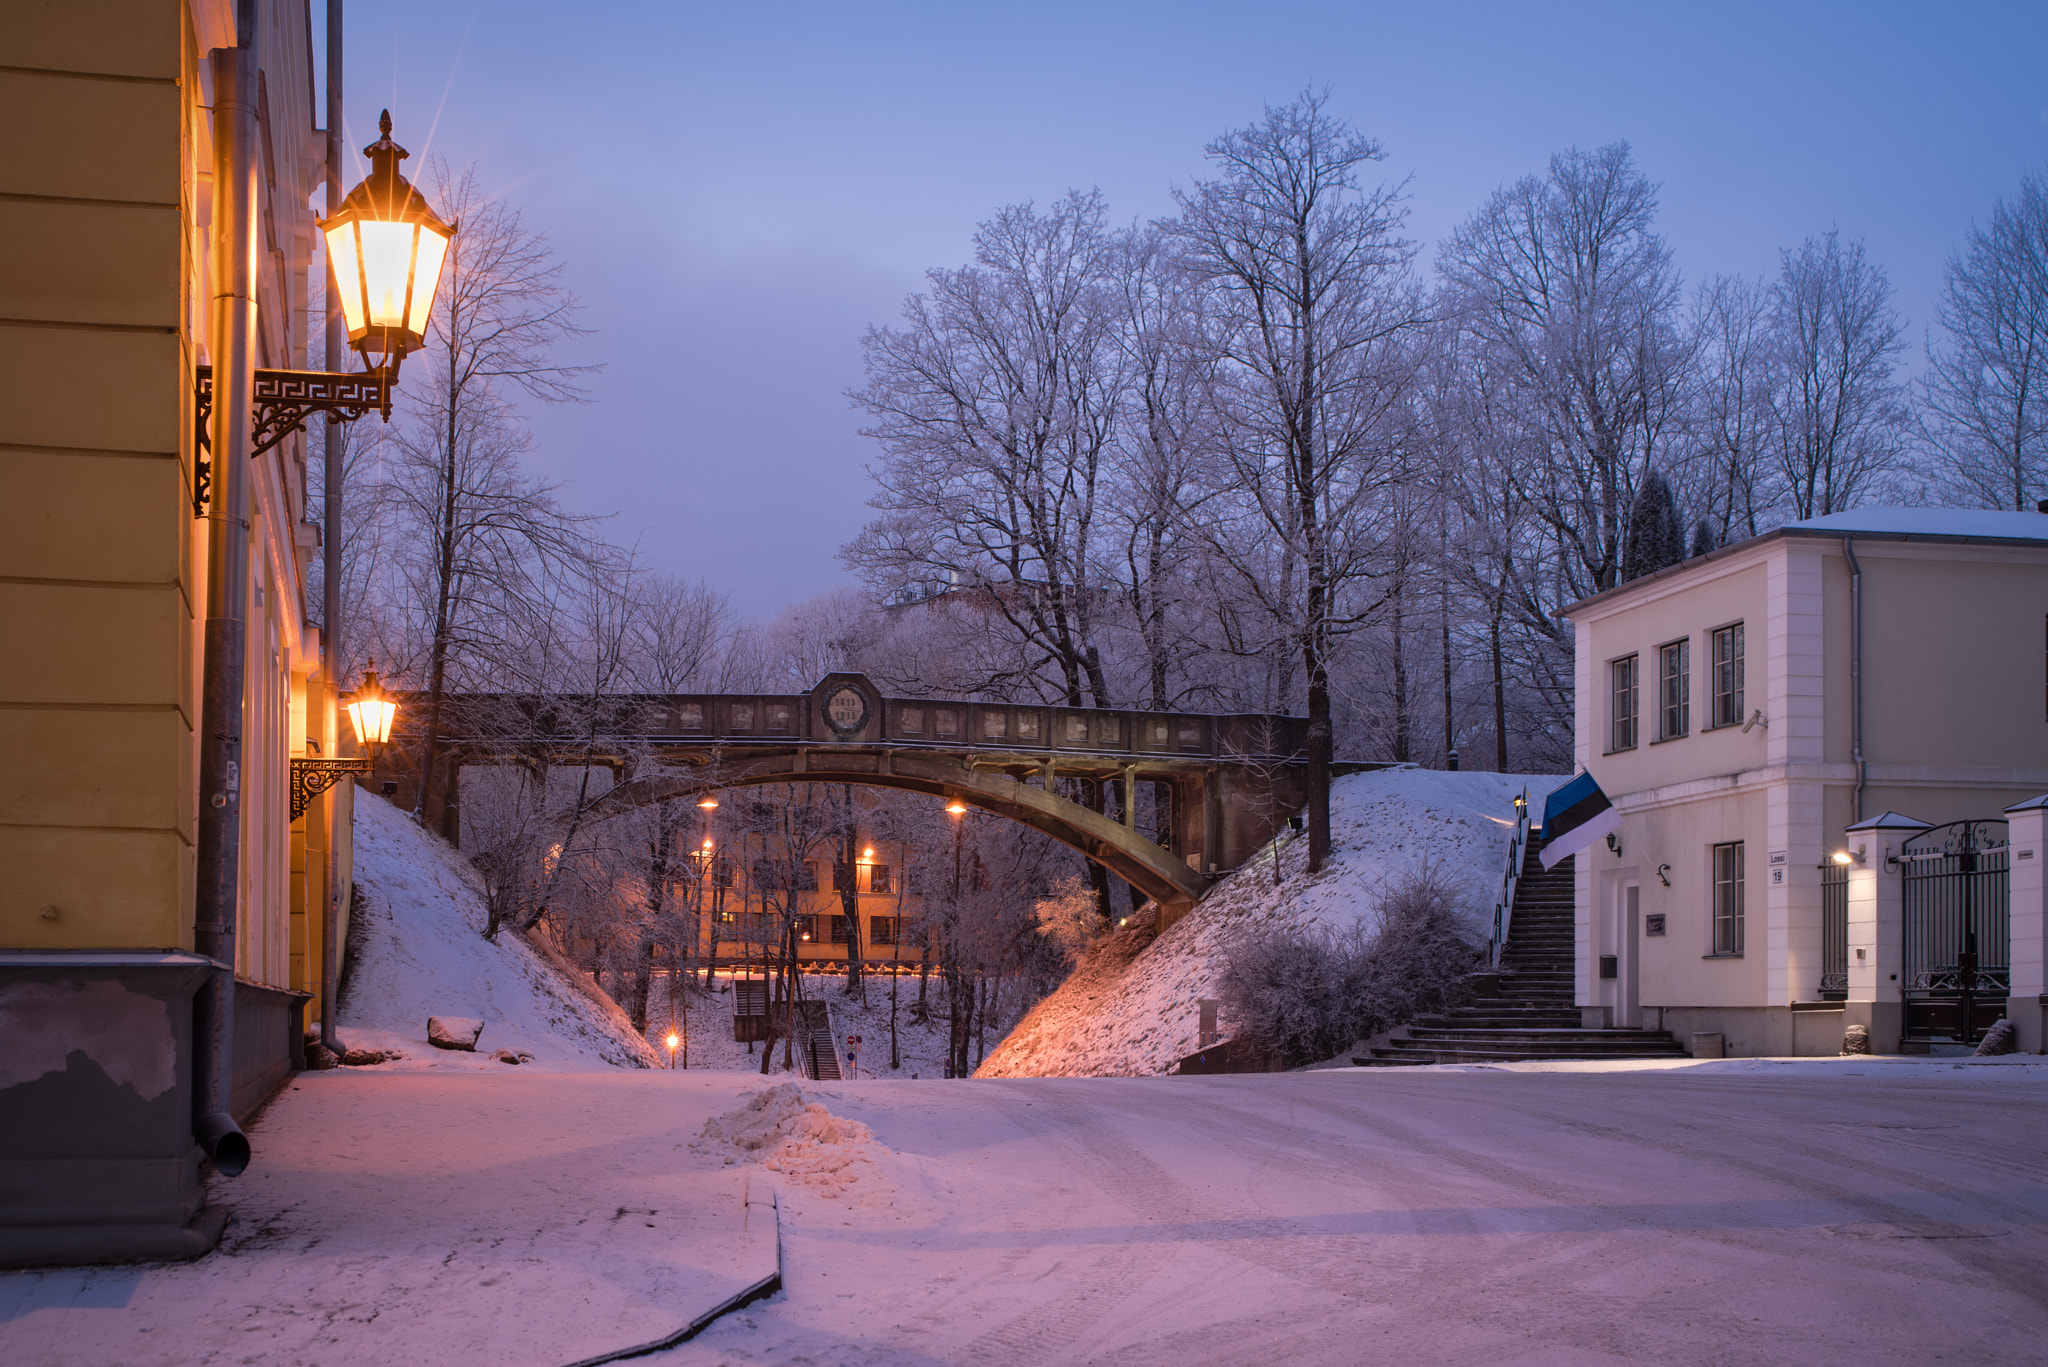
[823,685,869,738]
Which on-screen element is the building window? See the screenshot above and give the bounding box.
[1712,841,1745,955]
[1610,654,1639,751]
[828,915,855,944]
[865,863,892,895]
[1658,640,1689,740]
[1711,623,1745,727]
[870,915,899,945]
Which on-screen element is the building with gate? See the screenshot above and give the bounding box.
[1556,508,2048,1055]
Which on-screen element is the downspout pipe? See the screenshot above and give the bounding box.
[319,0,347,1061]
[192,17,259,1179]
[1843,536,1865,824]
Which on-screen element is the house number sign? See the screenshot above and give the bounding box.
[824,685,869,737]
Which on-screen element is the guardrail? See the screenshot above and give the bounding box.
[1488,788,1533,969]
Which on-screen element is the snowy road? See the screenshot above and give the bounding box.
[671,1066,2048,1365]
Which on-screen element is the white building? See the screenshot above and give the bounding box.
[1557,508,2048,1055]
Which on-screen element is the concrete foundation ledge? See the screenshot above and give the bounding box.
[0,1205,227,1271]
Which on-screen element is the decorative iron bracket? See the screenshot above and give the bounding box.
[290,756,373,821]
[193,366,393,516]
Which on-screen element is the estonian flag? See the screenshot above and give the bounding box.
[1538,772,1620,870]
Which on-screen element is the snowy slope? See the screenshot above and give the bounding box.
[977,767,1560,1078]
[339,793,660,1070]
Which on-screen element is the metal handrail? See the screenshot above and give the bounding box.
[1489,788,1533,969]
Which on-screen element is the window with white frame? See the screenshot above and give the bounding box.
[1711,623,1745,727]
[1658,639,1689,740]
[1712,841,1745,955]
[1610,654,1639,751]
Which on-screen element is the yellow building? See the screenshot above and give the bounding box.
[1,0,358,1265]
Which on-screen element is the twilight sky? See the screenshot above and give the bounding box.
[329,1,2048,614]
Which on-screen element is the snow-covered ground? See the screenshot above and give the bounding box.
[9,1059,2045,1365]
[340,792,659,1070]
[657,1064,2048,1366]
[981,767,1556,1077]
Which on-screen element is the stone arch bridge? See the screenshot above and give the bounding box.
[377,673,1341,923]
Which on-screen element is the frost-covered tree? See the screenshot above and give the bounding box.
[1767,231,1909,518]
[1923,172,2048,511]
[1167,90,1423,871]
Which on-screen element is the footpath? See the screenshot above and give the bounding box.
[0,1072,783,1367]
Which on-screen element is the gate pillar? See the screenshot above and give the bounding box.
[1842,811,1929,1054]
[2003,794,2048,1054]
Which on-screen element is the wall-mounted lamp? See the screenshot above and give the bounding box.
[1656,863,1671,887]
[1605,831,1623,857]
[1831,846,1866,866]
[291,660,395,820]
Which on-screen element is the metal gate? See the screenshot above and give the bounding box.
[1819,862,1848,999]
[1900,820,2009,1044]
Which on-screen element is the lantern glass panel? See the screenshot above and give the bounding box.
[358,221,418,328]
[325,222,366,332]
[407,229,449,335]
[346,697,397,748]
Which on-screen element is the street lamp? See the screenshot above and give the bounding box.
[192,111,458,515]
[665,1031,680,1068]
[291,660,399,821]
[343,661,398,759]
[320,111,457,395]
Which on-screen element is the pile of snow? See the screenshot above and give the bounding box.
[691,1084,889,1198]
[978,767,1559,1078]
[339,792,660,1070]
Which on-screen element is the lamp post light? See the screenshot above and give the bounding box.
[192,111,456,515]
[292,660,397,820]
[665,1031,680,1069]
[320,111,457,400]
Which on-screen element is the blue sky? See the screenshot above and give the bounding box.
[328,1,2048,612]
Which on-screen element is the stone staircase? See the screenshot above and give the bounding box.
[1355,846,1688,1066]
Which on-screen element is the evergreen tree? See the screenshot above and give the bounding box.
[1620,472,1686,582]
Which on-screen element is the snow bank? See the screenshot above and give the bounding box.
[692,1084,891,1200]
[339,792,659,1070]
[978,766,1558,1078]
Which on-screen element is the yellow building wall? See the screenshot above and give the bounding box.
[0,0,193,951]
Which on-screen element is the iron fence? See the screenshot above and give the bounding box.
[1900,819,2009,1043]
[1819,862,1848,999]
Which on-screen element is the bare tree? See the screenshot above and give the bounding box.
[1168,90,1423,870]
[397,161,601,824]
[1690,273,1781,541]
[848,190,1124,708]
[1924,172,2048,510]
[1439,142,1690,602]
[1767,230,1909,518]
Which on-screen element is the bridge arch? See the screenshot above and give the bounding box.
[589,750,1210,915]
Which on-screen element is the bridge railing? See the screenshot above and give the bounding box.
[1488,787,1532,969]
[390,690,1311,764]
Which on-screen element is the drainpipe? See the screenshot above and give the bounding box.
[1843,536,1865,824]
[192,10,259,1178]
[319,0,346,1060]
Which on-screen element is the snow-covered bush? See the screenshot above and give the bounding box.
[1218,867,1479,1068]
